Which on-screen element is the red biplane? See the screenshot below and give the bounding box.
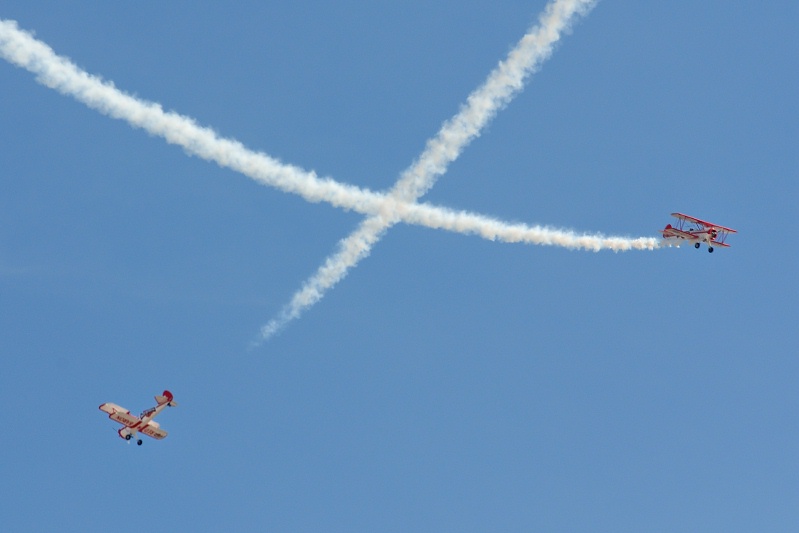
[661,213,736,253]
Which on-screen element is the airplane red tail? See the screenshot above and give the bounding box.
[155,390,175,406]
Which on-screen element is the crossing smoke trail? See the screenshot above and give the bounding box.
[258,0,600,341]
[0,11,656,254]
[0,13,659,343]
[258,197,660,339]
[0,12,632,245]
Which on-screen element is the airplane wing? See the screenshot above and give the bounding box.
[712,224,737,234]
[140,423,168,440]
[671,212,737,233]
[109,410,140,428]
[99,402,126,415]
[671,212,707,225]
[99,402,141,427]
[100,402,140,428]
[661,227,697,240]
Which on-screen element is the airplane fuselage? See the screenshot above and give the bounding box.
[117,402,167,439]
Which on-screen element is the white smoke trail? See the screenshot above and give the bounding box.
[258,203,660,338]
[258,201,659,338]
[0,18,387,215]
[258,0,599,340]
[0,14,660,345]
[400,201,660,251]
[0,13,638,254]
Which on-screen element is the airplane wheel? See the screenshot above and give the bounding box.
[708,247,714,253]
[137,440,143,446]
[694,243,700,249]
[125,435,131,440]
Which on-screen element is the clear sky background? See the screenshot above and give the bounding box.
[1,1,796,531]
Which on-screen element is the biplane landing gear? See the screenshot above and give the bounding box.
[694,243,701,249]
[708,247,714,253]
[125,435,131,441]
[137,439,143,446]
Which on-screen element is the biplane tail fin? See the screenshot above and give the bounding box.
[155,390,177,407]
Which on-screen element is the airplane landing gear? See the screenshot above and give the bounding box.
[125,435,131,441]
[137,439,143,446]
[708,247,714,253]
[695,243,701,249]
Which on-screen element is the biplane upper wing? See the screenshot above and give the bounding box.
[108,410,140,428]
[140,423,168,440]
[671,212,737,233]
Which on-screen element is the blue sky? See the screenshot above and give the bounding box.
[1,1,796,531]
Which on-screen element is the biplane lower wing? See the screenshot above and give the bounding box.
[100,402,140,427]
[661,227,695,240]
[140,424,168,440]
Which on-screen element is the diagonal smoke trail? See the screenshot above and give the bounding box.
[258,0,599,341]
[257,204,661,340]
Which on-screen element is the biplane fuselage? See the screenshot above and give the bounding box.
[99,390,177,445]
[661,212,736,253]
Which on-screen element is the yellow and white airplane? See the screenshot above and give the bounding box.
[99,390,177,446]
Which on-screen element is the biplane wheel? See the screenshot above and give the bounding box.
[694,243,701,249]
[137,439,143,446]
[708,247,714,253]
[125,435,131,441]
